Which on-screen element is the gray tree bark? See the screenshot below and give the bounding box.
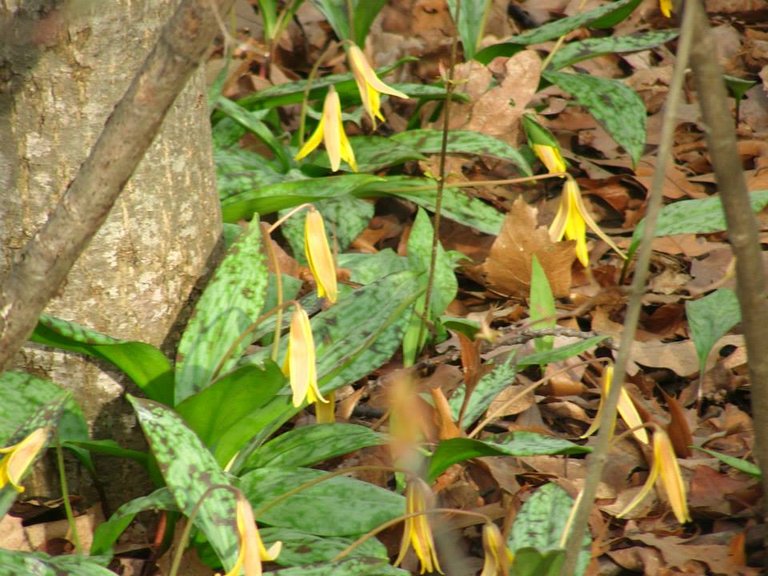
[0,0,223,506]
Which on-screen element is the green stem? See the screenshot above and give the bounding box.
[55,440,81,555]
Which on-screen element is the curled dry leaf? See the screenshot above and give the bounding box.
[482,197,576,298]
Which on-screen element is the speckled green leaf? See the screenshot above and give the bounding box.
[215,145,290,202]
[0,387,64,518]
[241,467,404,536]
[475,0,642,63]
[264,556,409,576]
[128,397,239,571]
[630,190,768,256]
[221,174,383,222]
[549,29,679,70]
[30,314,174,405]
[245,423,385,470]
[392,129,531,175]
[516,335,607,368]
[281,197,374,265]
[543,70,646,166]
[0,551,114,576]
[449,354,516,426]
[232,271,422,468]
[91,488,177,556]
[176,361,286,466]
[261,527,387,567]
[361,176,504,235]
[0,372,84,445]
[338,250,408,285]
[175,219,269,404]
[427,434,590,482]
[508,483,591,576]
[308,136,425,173]
[686,288,741,376]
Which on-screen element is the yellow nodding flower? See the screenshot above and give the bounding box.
[581,364,649,445]
[549,176,627,267]
[284,304,327,408]
[618,429,691,524]
[0,428,48,492]
[522,114,567,174]
[295,86,357,172]
[304,208,338,304]
[660,0,672,17]
[221,494,281,576]
[348,44,409,128]
[480,523,513,576]
[395,478,443,574]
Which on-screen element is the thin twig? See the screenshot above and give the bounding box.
[561,4,695,573]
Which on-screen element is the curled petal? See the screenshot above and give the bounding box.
[480,523,512,576]
[223,494,281,576]
[395,478,442,574]
[295,87,356,172]
[304,209,338,303]
[285,305,326,407]
[348,44,409,127]
[0,428,48,492]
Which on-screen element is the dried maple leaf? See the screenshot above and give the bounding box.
[482,197,576,297]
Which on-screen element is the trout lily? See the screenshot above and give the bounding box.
[619,429,691,524]
[522,114,567,175]
[284,304,327,408]
[221,494,281,576]
[0,427,48,492]
[295,86,357,172]
[304,208,338,303]
[480,523,513,576]
[581,364,649,445]
[549,176,626,267]
[348,44,409,128]
[396,478,442,574]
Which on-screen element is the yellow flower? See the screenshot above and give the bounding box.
[581,364,649,445]
[618,429,691,524]
[395,478,442,574]
[0,428,48,492]
[660,0,672,17]
[284,304,327,408]
[480,523,513,576]
[348,44,409,128]
[295,86,357,172]
[522,114,567,174]
[221,494,281,576]
[304,208,338,303]
[549,176,626,267]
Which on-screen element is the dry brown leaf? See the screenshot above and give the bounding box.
[482,197,576,298]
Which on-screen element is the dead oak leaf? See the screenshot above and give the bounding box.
[482,197,576,298]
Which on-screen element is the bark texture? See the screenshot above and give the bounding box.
[0,0,224,505]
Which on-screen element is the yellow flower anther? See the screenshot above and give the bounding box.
[221,493,281,576]
[618,429,691,524]
[295,86,357,172]
[480,523,513,576]
[395,478,443,574]
[348,44,409,128]
[304,208,338,304]
[581,364,649,445]
[549,176,627,267]
[284,304,327,408]
[0,427,48,493]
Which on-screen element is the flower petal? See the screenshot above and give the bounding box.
[287,305,324,407]
[304,209,338,303]
[655,430,691,523]
[0,428,48,492]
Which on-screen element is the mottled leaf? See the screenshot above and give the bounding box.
[517,336,607,367]
[128,397,239,571]
[686,288,741,376]
[241,467,404,536]
[0,551,114,576]
[549,29,679,70]
[391,130,531,175]
[175,219,269,404]
[543,70,646,166]
[245,423,385,470]
[264,556,409,576]
[31,315,174,406]
[309,136,424,173]
[508,483,591,576]
[428,434,590,482]
[261,527,388,567]
[338,250,408,285]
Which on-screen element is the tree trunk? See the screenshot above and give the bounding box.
[0,0,223,507]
